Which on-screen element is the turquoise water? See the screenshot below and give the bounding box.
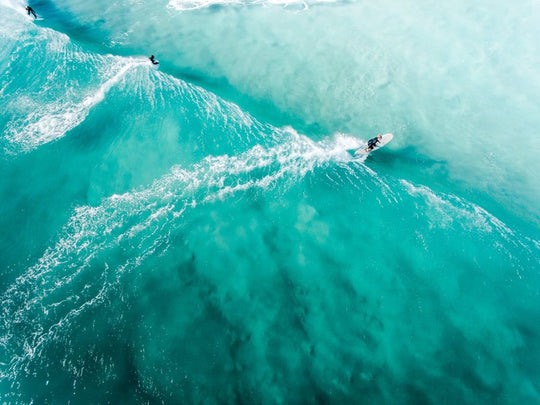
[1,0,539,403]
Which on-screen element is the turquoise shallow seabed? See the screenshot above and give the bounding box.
[1,0,539,403]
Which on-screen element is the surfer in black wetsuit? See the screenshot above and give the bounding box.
[26,6,37,19]
[149,55,159,65]
[367,134,382,151]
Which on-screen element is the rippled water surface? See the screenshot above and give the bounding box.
[1,0,539,403]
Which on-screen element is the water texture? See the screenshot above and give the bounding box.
[1,0,539,403]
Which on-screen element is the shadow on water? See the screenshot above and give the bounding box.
[368,145,443,167]
[366,145,451,188]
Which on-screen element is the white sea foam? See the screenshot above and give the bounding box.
[4,58,145,153]
[169,0,242,10]
[400,179,517,241]
[0,0,28,17]
[399,179,538,281]
[1,126,371,379]
[168,0,336,11]
[0,12,153,154]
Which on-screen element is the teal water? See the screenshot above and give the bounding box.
[1,0,539,403]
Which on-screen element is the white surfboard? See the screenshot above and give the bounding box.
[354,133,393,156]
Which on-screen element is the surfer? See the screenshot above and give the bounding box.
[149,55,159,65]
[26,6,37,19]
[367,134,382,151]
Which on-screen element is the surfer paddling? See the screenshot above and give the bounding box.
[149,55,159,65]
[26,6,37,19]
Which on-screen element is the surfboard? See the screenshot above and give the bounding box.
[354,133,393,156]
[149,57,160,69]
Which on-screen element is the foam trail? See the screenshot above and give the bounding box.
[0,6,152,154]
[399,179,537,278]
[0,0,28,17]
[1,0,539,402]
[401,180,513,235]
[4,58,146,153]
[0,127,371,380]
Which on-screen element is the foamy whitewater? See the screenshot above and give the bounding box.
[1,0,539,403]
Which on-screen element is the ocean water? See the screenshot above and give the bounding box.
[1,0,539,403]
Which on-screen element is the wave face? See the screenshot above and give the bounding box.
[1,0,539,403]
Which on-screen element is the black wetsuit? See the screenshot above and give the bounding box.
[26,6,37,18]
[149,56,159,65]
[367,137,380,150]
